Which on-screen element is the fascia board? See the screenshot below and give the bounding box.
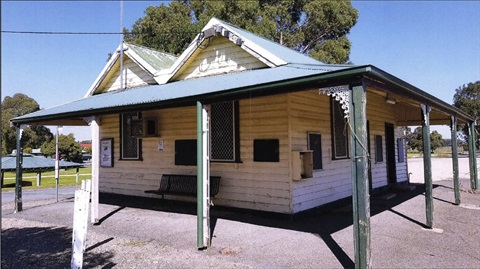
[153,34,203,84]
[84,43,122,97]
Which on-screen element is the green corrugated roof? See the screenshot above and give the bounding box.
[126,43,177,71]
[2,154,83,172]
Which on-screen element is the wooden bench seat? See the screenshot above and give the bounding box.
[145,174,221,199]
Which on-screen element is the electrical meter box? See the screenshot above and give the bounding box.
[292,150,313,181]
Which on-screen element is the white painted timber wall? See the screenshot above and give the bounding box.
[289,89,407,213]
[98,94,292,213]
[99,56,156,93]
[97,88,407,214]
[172,37,268,81]
[395,127,408,183]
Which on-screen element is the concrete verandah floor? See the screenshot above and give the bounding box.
[2,178,480,268]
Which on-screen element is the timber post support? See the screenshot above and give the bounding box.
[86,116,100,224]
[450,116,460,205]
[350,84,371,269]
[197,101,210,249]
[421,104,433,228]
[14,125,24,213]
[37,172,42,187]
[468,122,478,190]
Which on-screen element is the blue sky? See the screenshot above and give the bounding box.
[2,1,479,140]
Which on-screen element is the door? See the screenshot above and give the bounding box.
[385,123,397,184]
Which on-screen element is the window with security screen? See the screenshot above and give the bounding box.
[331,98,349,159]
[120,112,142,160]
[210,101,239,162]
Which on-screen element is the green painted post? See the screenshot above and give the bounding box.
[468,122,478,190]
[451,116,460,205]
[350,84,370,269]
[197,101,204,249]
[421,104,433,228]
[14,125,23,213]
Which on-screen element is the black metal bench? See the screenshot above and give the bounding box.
[145,174,221,199]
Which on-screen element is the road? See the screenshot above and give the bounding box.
[1,186,77,205]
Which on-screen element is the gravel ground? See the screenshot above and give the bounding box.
[2,174,480,268]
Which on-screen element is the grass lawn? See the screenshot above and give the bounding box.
[2,167,92,191]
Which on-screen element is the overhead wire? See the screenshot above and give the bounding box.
[1,30,201,35]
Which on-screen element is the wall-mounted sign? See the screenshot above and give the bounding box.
[100,138,114,167]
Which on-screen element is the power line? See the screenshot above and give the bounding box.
[1,30,201,35]
[2,30,124,35]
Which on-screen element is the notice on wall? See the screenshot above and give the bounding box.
[158,140,164,152]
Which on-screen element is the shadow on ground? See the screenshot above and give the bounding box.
[99,183,433,268]
[1,226,114,268]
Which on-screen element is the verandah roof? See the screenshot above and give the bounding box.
[12,64,474,126]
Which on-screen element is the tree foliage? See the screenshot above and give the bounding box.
[406,127,444,152]
[41,133,83,161]
[125,0,358,64]
[453,81,480,148]
[1,93,52,155]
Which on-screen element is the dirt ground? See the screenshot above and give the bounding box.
[2,158,479,268]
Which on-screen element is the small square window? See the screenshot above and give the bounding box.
[254,139,279,162]
[144,118,158,137]
[175,139,197,166]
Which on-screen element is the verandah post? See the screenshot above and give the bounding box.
[451,116,460,205]
[88,116,100,224]
[197,101,210,249]
[468,122,478,190]
[350,83,370,269]
[421,104,433,228]
[14,125,24,213]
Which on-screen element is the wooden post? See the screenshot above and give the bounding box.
[197,102,210,249]
[421,104,433,228]
[76,167,80,184]
[468,122,478,190]
[451,117,460,205]
[1,171,4,188]
[15,125,23,213]
[350,84,371,269]
[37,171,42,186]
[89,117,100,224]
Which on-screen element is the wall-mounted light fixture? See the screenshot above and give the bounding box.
[385,95,397,105]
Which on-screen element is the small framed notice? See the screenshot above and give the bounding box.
[100,138,114,167]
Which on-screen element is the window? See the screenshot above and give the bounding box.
[144,118,158,137]
[210,101,239,162]
[254,139,279,162]
[308,133,323,169]
[175,139,197,166]
[397,138,405,163]
[120,112,142,160]
[331,98,349,159]
[375,135,383,163]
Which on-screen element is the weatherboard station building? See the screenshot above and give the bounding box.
[12,18,478,265]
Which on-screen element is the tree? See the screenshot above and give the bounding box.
[406,127,443,152]
[1,93,49,155]
[41,133,82,162]
[453,81,480,149]
[125,0,358,64]
[21,125,54,150]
